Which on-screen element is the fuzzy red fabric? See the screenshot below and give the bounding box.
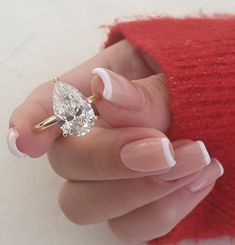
[104,17,235,244]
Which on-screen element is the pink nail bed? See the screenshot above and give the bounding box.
[157,141,212,181]
[184,158,224,193]
[120,138,176,172]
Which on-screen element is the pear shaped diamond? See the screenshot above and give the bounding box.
[53,81,97,136]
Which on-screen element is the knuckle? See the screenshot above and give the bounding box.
[86,139,102,177]
[157,205,178,236]
[144,73,169,102]
[58,182,88,225]
[47,149,57,172]
[47,147,65,178]
[108,220,134,243]
[87,131,116,179]
[108,203,179,243]
[136,72,165,91]
[134,73,171,131]
[149,73,167,89]
[26,99,51,118]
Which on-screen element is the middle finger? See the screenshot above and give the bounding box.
[48,127,210,181]
[48,126,174,180]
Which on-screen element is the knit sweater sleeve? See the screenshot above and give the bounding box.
[103,17,235,244]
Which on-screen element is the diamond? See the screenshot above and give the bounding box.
[53,81,97,136]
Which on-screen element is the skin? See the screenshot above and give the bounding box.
[9,40,222,243]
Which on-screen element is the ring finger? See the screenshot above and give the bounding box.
[58,159,223,226]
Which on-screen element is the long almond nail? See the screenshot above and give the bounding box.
[92,68,145,110]
[184,158,224,193]
[7,128,27,158]
[120,138,176,172]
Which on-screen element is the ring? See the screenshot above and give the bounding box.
[33,77,100,137]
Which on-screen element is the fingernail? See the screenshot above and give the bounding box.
[176,141,211,166]
[197,141,211,165]
[7,128,27,158]
[156,141,211,181]
[184,158,224,193]
[92,67,145,110]
[120,138,176,172]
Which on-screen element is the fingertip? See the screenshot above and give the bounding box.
[91,69,151,128]
[91,68,170,131]
[7,127,27,158]
[9,120,58,158]
[8,101,60,158]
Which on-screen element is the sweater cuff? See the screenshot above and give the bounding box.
[103,17,235,141]
[103,17,235,245]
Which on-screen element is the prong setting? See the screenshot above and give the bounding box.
[53,77,59,83]
[63,132,68,137]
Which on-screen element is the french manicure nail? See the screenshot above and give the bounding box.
[177,141,211,166]
[196,141,211,165]
[184,158,224,193]
[157,141,211,181]
[7,128,27,158]
[92,67,145,110]
[120,138,176,172]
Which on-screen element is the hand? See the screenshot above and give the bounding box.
[8,40,224,243]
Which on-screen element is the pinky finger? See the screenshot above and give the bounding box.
[109,183,215,243]
[108,159,224,243]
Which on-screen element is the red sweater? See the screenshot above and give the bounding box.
[104,17,235,244]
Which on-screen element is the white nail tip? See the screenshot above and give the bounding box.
[161,138,176,167]
[197,141,211,165]
[214,159,224,176]
[7,128,27,158]
[92,68,112,100]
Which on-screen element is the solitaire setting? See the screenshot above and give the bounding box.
[34,77,99,137]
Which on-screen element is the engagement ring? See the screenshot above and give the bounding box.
[34,77,99,137]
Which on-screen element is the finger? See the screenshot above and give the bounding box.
[91,68,170,131]
[58,171,201,225]
[157,140,211,181]
[108,159,224,243]
[48,127,210,181]
[48,127,176,181]
[7,40,154,158]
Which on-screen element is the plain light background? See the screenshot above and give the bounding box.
[1,1,235,245]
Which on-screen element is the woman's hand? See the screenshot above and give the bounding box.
[7,40,223,243]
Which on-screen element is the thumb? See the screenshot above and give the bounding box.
[91,68,171,132]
